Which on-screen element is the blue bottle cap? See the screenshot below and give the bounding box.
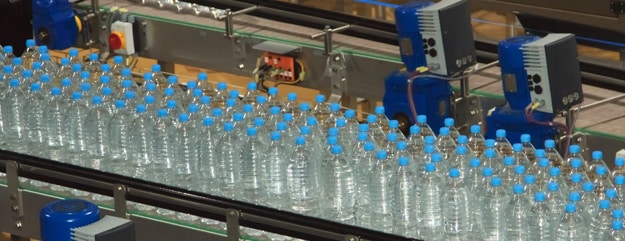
[247,82,257,90]
[571,159,582,168]
[270,131,281,141]
[22,70,32,78]
[39,46,49,54]
[387,133,398,142]
[328,127,339,136]
[345,109,355,118]
[119,79,132,88]
[143,72,153,81]
[81,83,91,92]
[600,199,611,209]
[398,157,409,167]
[491,177,502,187]
[136,104,147,113]
[229,89,239,98]
[597,166,607,175]
[412,115,427,124]
[549,167,560,176]
[144,95,155,105]
[198,72,207,81]
[267,87,279,96]
[364,142,375,151]
[485,139,495,148]
[151,64,161,72]
[389,120,399,129]
[68,48,79,56]
[217,82,227,90]
[178,113,190,122]
[336,118,346,127]
[456,146,467,155]
[376,150,387,159]
[525,175,535,184]
[81,71,90,79]
[299,102,310,111]
[470,125,480,134]
[449,168,460,178]
[331,145,342,155]
[300,126,311,135]
[315,94,325,103]
[482,167,493,177]
[397,141,407,150]
[61,57,70,65]
[163,88,175,97]
[513,184,524,194]
[431,153,442,163]
[192,89,203,98]
[328,103,341,113]
[202,117,214,126]
[424,145,435,154]
[256,95,267,104]
[425,136,435,145]
[41,75,52,84]
[359,124,369,132]
[444,118,454,127]
[547,182,559,191]
[270,106,281,115]
[425,163,436,173]
[283,113,293,122]
[187,81,197,89]
[514,165,525,175]
[439,127,450,136]
[61,78,71,87]
[535,192,546,202]
[3,46,12,53]
[617,158,625,167]
[614,209,624,219]
[295,136,306,145]
[535,149,546,158]
[571,173,582,183]
[166,100,177,109]
[410,125,420,135]
[276,122,287,131]
[223,122,234,131]
[247,127,257,136]
[521,134,531,143]
[307,117,318,126]
[51,87,61,96]
[89,53,98,61]
[13,57,22,65]
[614,220,624,231]
[113,56,123,64]
[92,96,103,105]
[212,108,223,117]
[233,113,244,122]
[125,91,136,100]
[457,135,467,144]
[30,83,41,91]
[9,79,20,87]
[496,129,506,138]
[607,189,618,199]
[287,92,297,101]
[115,100,125,109]
[201,96,211,105]
[569,145,580,154]
[539,158,550,167]
[565,203,576,213]
[544,139,555,148]
[470,158,480,167]
[26,39,35,47]
[238,104,251,113]
[569,192,581,202]
[484,149,496,158]
[593,151,603,160]
[583,182,594,192]
[188,103,199,113]
[3,66,12,73]
[101,64,110,72]
[616,176,625,185]
[513,143,523,152]
[367,114,377,123]
[504,156,514,166]
[33,62,42,69]
[327,136,338,145]
[226,98,237,107]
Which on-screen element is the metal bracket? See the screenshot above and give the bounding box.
[610,0,624,15]
[324,53,348,103]
[225,209,241,241]
[218,6,259,39]
[310,25,351,56]
[344,234,360,241]
[6,161,24,232]
[113,184,128,218]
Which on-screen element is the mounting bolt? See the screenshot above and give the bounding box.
[15,221,22,229]
[234,38,241,44]
[334,55,341,61]
[238,64,245,69]
[101,25,107,30]
[12,205,19,212]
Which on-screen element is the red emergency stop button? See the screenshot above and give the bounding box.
[109,32,124,50]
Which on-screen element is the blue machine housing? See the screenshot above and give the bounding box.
[40,199,100,241]
[383,0,451,134]
[486,104,557,149]
[32,0,78,50]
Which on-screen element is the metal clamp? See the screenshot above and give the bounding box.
[113,184,128,218]
[324,53,348,103]
[218,6,259,39]
[225,209,241,241]
[310,25,351,55]
[6,161,24,231]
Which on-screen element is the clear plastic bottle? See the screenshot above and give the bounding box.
[151,64,167,90]
[528,191,553,241]
[407,125,425,162]
[108,100,134,174]
[31,62,45,85]
[343,109,360,138]
[520,134,537,164]
[85,96,112,168]
[418,162,444,240]
[173,113,197,190]
[614,158,625,178]
[544,139,565,168]
[535,158,552,188]
[524,175,540,203]
[85,53,102,82]
[2,65,15,82]
[482,149,503,175]
[216,122,240,199]
[456,135,476,158]
[149,109,174,181]
[570,173,584,193]
[610,220,625,241]
[443,118,460,141]
[595,166,616,199]
[59,78,72,99]
[195,117,217,193]
[449,146,471,178]
[240,127,267,203]
[589,199,613,241]
[506,184,532,241]
[129,104,152,180]
[368,150,395,232]
[616,176,625,208]
[312,94,330,127]
[556,203,588,241]
[11,58,25,82]
[241,82,259,105]
[22,39,37,68]
[65,92,89,165]
[483,176,509,241]
[24,83,47,156]
[500,156,516,188]
[494,129,513,157]
[68,48,83,67]
[386,120,404,141]
[588,151,608,181]
[468,124,486,157]
[293,102,312,128]
[436,127,457,161]
[264,131,288,209]
[465,158,483,195]
[253,95,268,119]
[182,81,197,108]
[321,145,356,224]
[569,158,591,186]
[569,192,590,225]
[282,92,298,115]
[165,75,184,97]
[354,142,376,227]
[384,133,399,163]
[110,56,125,81]
[546,182,565,220]
[566,145,586,170]
[196,72,215,97]
[40,53,58,76]
[582,182,599,216]
[443,168,473,240]
[44,87,68,160]
[266,87,283,110]
[544,167,570,195]
[323,103,342,131]
[18,70,34,94]
[286,136,320,217]
[607,188,620,210]
[1,46,15,66]
[56,58,72,84]
[211,82,228,109]
[392,156,418,238]
[511,143,532,167]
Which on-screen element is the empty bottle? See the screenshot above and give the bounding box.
[443,168,473,239]
[506,184,532,241]
[321,145,356,224]
[174,113,197,190]
[418,162,444,240]
[25,83,47,156]
[468,125,486,157]
[85,96,112,169]
[368,150,394,232]
[286,136,320,217]
[44,87,68,160]
[2,79,27,152]
[264,131,288,209]
[556,203,588,241]
[436,127,457,161]
[528,191,553,241]
[240,127,267,203]
[588,151,608,181]
[483,176,509,241]
[392,156,418,238]
[108,100,133,174]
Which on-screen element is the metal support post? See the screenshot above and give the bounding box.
[6,160,24,236]
[311,25,351,103]
[218,6,259,39]
[225,209,241,241]
[114,184,129,218]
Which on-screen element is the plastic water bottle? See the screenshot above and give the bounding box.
[607,188,621,210]
[85,53,102,82]
[436,127,457,161]
[344,109,359,137]
[2,66,14,82]
[448,146,470,179]
[165,75,184,97]
[613,158,625,177]
[286,136,320,217]
[570,173,584,193]
[588,151,608,181]
[108,100,133,174]
[524,175,540,203]
[44,87,68,160]
[11,58,25,76]
[545,167,570,195]
[482,176,509,241]
[40,53,58,76]
[465,158,483,194]
[282,92,298,114]
[513,165,527,189]
[544,139,564,168]
[566,144,586,168]
[241,82,259,105]
[494,129,513,157]
[511,143,532,167]
[264,132,288,209]
[546,182,565,220]
[387,120,405,142]
[85,96,112,169]
[354,142,376,227]
[569,192,590,225]
[293,102,312,128]
[68,48,83,67]
[211,82,227,108]
[582,182,599,215]
[321,145,356,224]
[266,87,283,110]
[151,64,167,89]
[240,127,267,203]
[441,118,459,141]
[443,168,473,239]
[616,176,625,207]
[589,199,613,240]
[56,58,72,83]
[25,83,47,156]
[216,122,241,199]
[528,191,553,241]
[373,106,390,133]
[392,156,418,238]
[172,113,197,190]
[569,158,591,186]
[384,133,399,162]
[407,125,425,161]
[519,134,536,163]
[506,184,532,241]
[482,149,503,175]
[610,220,625,241]
[129,104,152,180]
[499,156,516,187]
[195,117,218,193]
[312,94,330,127]
[368,150,395,232]
[418,162,444,240]
[1,46,16,66]
[468,125,486,157]
[254,95,268,119]
[535,158,552,188]
[31,63,45,85]
[556,203,588,241]
[196,72,215,97]
[367,115,386,146]
[413,115,433,138]
[595,166,616,198]
[22,39,37,68]
[110,56,124,80]
[63,92,89,165]
[2,79,27,152]
[456,135,475,158]
[480,167,495,197]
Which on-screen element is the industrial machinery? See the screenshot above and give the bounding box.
[32,0,80,49]
[486,33,584,148]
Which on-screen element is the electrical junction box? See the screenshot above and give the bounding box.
[418,0,476,77]
[109,21,136,55]
[522,33,583,114]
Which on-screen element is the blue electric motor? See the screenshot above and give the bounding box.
[41,199,100,241]
[32,0,79,50]
[382,1,451,134]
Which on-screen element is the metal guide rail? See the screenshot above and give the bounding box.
[0,149,419,241]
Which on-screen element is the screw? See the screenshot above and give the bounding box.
[234,38,241,44]
[101,25,107,30]
[334,56,341,61]
[15,221,22,229]
[117,186,123,191]
[238,64,245,69]
[12,205,19,212]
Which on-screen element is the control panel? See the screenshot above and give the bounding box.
[110,21,136,55]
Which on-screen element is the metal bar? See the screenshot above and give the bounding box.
[473,60,500,74]
[225,209,240,241]
[579,93,625,110]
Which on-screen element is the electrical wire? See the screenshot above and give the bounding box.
[524,102,572,159]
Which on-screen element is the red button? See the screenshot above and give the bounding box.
[109,33,123,50]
